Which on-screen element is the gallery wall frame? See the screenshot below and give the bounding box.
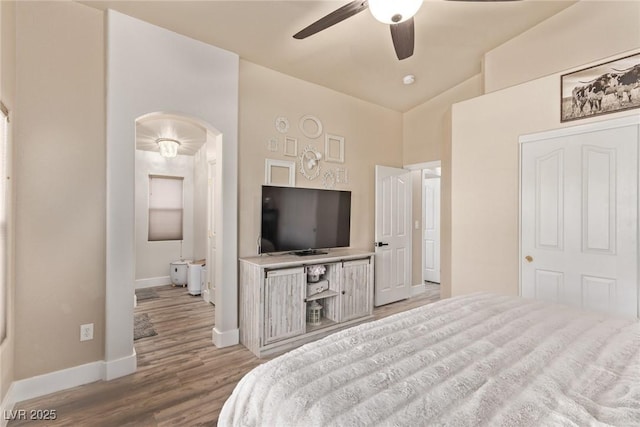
[561,52,640,122]
[298,145,322,181]
[325,133,345,163]
[284,136,298,157]
[265,158,296,187]
[336,167,349,184]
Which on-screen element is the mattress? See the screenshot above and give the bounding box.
[219,293,640,426]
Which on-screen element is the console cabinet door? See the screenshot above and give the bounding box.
[341,259,373,322]
[263,267,306,345]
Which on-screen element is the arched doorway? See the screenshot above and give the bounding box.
[105,110,238,379]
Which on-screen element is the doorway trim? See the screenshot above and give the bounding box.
[405,160,442,292]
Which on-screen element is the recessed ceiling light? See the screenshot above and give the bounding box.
[403,74,416,85]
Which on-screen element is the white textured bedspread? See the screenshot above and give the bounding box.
[219,293,640,426]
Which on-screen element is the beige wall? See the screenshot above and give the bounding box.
[448,0,640,297]
[403,69,483,291]
[14,1,105,379]
[485,1,640,93]
[0,0,15,404]
[403,74,483,165]
[239,60,403,258]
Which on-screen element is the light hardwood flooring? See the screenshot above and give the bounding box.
[8,284,440,426]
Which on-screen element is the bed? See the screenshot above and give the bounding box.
[219,293,640,426]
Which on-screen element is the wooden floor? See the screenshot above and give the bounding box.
[9,284,440,426]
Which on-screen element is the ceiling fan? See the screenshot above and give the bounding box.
[293,0,520,61]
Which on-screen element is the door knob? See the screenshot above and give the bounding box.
[525,255,533,263]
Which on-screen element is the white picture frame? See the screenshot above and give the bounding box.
[325,133,345,163]
[284,136,298,157]
[265,159,296,187]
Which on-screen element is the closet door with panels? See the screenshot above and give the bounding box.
[521,117,639,318]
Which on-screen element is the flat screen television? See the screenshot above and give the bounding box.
[261,185,351,255]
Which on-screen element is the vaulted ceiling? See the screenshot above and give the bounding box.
[82,0,575,112]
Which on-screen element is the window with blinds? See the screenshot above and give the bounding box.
[0,106,8,344]
[148,175,184,241]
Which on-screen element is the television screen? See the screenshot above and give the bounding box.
[261,186,351,254]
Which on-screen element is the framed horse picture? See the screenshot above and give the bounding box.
[561,52,640,122]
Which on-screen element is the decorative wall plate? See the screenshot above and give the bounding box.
[323,169,336,189]
[267,137,278,152]
[336,167,349,184]
[299,115,323,139]
[298,145,322,180]
[275,116,290,133]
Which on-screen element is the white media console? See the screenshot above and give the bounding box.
[239,249,375,357]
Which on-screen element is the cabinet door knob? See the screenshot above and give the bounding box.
[524,255,533,263]
[342,290,346,295]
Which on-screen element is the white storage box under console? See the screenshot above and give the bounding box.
[307,279,329,296]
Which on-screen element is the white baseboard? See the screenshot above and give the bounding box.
[8,360,104,409]
[135,276,171,289]
[0,352,137,425]
[104,350,137,381]
[202,288,211,304]
[212,327,239,348]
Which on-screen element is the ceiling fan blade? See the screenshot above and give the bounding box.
[390,18,414,60]
[293,1,369,39]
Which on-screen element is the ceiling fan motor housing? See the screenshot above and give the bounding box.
[368,0,423,24]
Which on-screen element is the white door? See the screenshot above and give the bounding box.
[374,165,412,306]
[423,173,441,283]
[521,122,638,318]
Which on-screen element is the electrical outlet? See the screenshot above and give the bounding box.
[80,323,94,342]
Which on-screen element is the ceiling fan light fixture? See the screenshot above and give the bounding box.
[156,138,181,158]
[368,0,423,24]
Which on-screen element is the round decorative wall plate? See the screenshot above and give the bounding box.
[275,116,289,134]
[298,146,322,180]
[299,115,323,139]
